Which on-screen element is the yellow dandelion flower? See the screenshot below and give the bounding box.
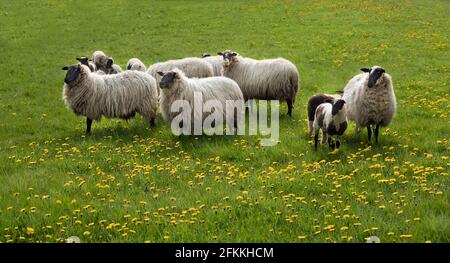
[26,227,34,235]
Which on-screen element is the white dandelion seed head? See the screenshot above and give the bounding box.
[366,236,381,243]
[66,236,81,243]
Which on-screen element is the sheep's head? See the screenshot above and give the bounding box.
[361,66,386,88]
[157,69,182,89]
[76,56,96,72]
[331,99,346,116]
[218,50,238,68]
[62,64,87,84]
[76,56,89,66]
[96,58,116,74]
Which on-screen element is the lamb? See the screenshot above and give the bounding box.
[313,99,347,150]
[126,58,147,72]
[91,50,122,74]
[307,94,342,136]
[76,57,96,72]
[201,53,223,76]
[218,50,299,116]
[62,64,158,135]
[147,57,214,90]
[158,68,244,134]
[342,66,396,144]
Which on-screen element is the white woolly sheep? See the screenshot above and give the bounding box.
[201,53,223,76]
[307,93,342,136]
[157,68,244,134]
[76,57,96,72]
[342,66,396,144]
[147,57,214,92]
[126,58,147,72]
[62,64,158,135]
[218,50,299,116]
[313,99,347,150]
[91,50,122,74]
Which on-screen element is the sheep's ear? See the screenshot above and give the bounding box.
[62,66,68,70]
[106,58,113,68]
[173,71,179,78]
[157,71,164,76]
[217,52,224,56]
[231,52,237,56]
[360,68,371,73]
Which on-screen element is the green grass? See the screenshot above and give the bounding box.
[0,0,449,243]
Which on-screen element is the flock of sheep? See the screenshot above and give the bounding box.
[62,50,396,149]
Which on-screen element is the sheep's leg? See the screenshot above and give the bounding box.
[86,117,92,135]
[321,130,328,145]
[308,121,314,137]
[367,125,372,145]
[374,124,379,144]
[328,137,335,150]
[336,136,341,149]
[314,133,319,150]
[287,99,293,117]
[150,117,156,127]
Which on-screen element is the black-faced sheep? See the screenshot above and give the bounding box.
[62,64,158,135]
[158,68,244,135]
[313,99,347,150]
[91,50,122,74]
[307,94,342,136]
[342,66,396,144]
[218,50,299,116]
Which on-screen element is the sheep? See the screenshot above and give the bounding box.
[342,66,396,145]
[218,50,299,116]
[76,56,96,72]
[157,68,244,135]
[126,58,147,72]
[91,50,122,74]
[307,94,342,136]
[62,63,158,135]
[201,53,223,76]
[313,99,347,150]
[147,57,214,92]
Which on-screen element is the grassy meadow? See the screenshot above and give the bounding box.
[0,0,449,242]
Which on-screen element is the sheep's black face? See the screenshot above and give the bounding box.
[62,65,81,84]
[218,51,237,67]
[76,57,89,67]
[158,71,177,89]
[362,67,386,88]
[331,99,346,115]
